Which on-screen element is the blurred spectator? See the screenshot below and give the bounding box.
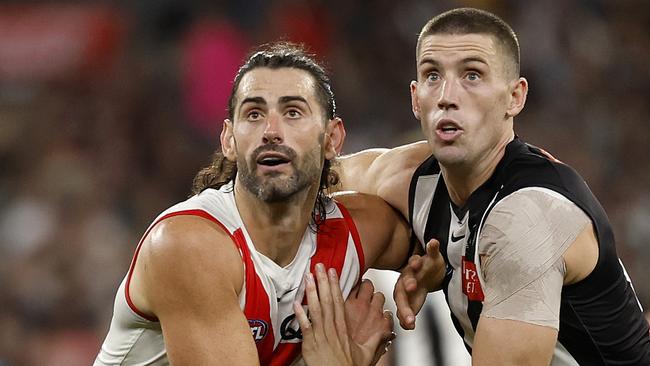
[181,6,249,137]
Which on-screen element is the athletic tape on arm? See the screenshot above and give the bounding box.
[478,188,590,329]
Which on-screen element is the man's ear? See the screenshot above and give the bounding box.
[410,80,421,120]
[220,119,236,161]
[506,77,528,118]
[324,117,346,160]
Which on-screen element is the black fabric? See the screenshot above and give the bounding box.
[408,137,650,365]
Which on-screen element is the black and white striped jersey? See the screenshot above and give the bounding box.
[408,137,650,365]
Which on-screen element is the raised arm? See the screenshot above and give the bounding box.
[130,216,259,365]
[335,141,430,217]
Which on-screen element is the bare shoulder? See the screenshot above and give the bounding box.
[337,141,429,180]
[135,215,245,314]
[129,217,258,364]
[336,141,430,217]
[144,215,241,261]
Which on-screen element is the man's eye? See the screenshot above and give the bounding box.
[286,109,301,118]
[466,72,480,81]
[248,111,261,120]
[427,72,440,82]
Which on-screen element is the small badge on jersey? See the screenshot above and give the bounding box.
[248,319,268,343]
[461,256,485,301]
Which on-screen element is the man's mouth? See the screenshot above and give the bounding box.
[440,126,459,134]
[256,152,292,167]
[435,119,463,141]
[436,118,462,132]
[257,156,290,166]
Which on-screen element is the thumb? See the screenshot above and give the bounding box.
[426,239,440,257]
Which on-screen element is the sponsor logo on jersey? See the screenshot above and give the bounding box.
[248,319,268,343]
[461,256,484,301]
[280,313,303,341]
[450,232,466,242]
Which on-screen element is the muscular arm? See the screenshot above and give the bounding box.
[335,141,430,218]
[132,216,259,365]
[334,192,412,271]
[472,188,595,365]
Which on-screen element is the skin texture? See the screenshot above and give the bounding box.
[222,67,343,266]
[410,34,527,205]
[127,67,416,365]
[295,264,395,366]
[337,33,601,365]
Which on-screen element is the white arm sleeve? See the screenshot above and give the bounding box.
[478,188,590,329]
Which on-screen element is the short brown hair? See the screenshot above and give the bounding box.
[417,8,520,78]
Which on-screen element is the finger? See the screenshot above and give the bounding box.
[348,280,361,299]
[304,272,325,340]
[356,279,375,302]
[383,310,395,337]
[393,277,415,330]
[404,276,419,293]
[408,255,423,272]
[329,268,350,348]
[294,300,314,347]
[314,263,336,340]
[370,290,386,310]
[426,239,440,257]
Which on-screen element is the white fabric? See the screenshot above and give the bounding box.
[94,183,361,365]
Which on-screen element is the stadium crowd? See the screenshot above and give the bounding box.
[0,0,648,364]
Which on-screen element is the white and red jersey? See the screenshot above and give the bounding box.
[94,182,365,366]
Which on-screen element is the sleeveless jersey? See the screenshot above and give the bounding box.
[94,183,365,366]
[408,137,650,365]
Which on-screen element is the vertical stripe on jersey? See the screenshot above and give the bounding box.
[268,343,301,366]
[336,202,365,275]
[411,174,440,247]
[233,228,276,365]
[310,218,352,277]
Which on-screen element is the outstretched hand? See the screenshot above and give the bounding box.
[394,239,446,330]
[295,263,394,366]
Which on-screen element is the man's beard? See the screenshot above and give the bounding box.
[237,144,323,203]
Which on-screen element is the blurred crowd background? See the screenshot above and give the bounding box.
[0,0,648,365]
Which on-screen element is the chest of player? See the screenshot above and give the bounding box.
[417,176,502,297]
[411,171,507,343]
[231,213,363,366]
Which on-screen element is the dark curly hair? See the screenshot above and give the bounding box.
[191,42,339,227]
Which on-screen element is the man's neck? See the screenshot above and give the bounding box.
[442,132,514,207]
[233,181,319,267]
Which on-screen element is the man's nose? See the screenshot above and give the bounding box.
[437,79,459,110]
[262,112,283,144]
